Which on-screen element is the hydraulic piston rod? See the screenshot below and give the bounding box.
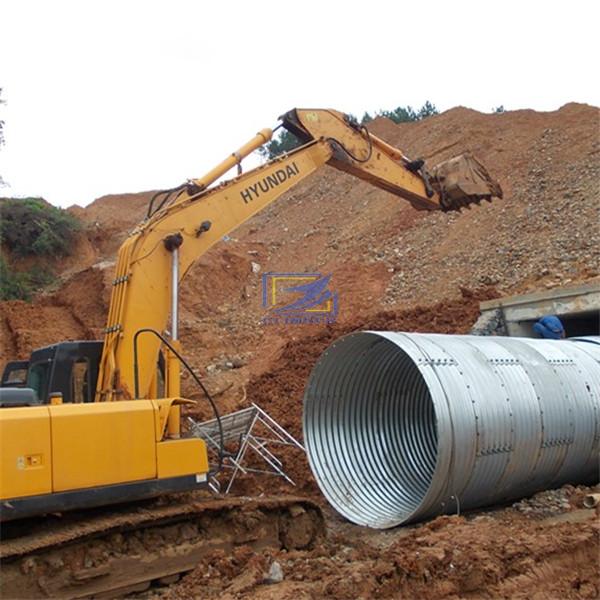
[164,233,183,438]
[188,128,273,193]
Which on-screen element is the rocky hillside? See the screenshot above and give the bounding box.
[1,103,598,413]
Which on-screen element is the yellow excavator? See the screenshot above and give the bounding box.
[0,109,501,521]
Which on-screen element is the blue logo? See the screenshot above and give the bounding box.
[261,272,339,325]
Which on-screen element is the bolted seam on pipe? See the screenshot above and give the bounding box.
[303,332,600,529]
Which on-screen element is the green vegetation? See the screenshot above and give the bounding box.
[257,129,302,160]
[259,102,439,160]
[0,257,55,301]
[361,101,439,125]
[493,105,506,113]
[0,197,80,300]
[0,197,81,257]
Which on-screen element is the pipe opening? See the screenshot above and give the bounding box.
[303,332,438,528]
[305,332,600,529]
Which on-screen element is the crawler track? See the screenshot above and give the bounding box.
[0,495,324,599]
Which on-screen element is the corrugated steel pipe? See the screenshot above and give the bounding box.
[303,333,600,529]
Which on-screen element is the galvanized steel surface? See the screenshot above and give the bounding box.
[303,333,600,528]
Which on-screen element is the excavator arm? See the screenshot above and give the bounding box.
[280,109,439,210]
[96,108,501,405]
[279,109,502,210]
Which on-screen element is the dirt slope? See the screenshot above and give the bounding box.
[1,103,599,600]
[2,103,597,401]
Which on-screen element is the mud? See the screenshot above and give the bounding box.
[0,496,323,599]
[160,499,599,599]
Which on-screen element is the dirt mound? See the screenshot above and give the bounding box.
[0,263,112,364]
[70,190,155,258]
[218,287,498,497]
[164,493,599,599]
[2,103,597,393]
[365,103,600,305]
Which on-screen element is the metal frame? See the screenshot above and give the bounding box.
[188,403,304,494]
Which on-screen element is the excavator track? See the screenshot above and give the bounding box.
[0,494,324,599]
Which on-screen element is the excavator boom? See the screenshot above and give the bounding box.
[97,108,502,404]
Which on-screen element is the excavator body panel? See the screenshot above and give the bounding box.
[0,399,209,521]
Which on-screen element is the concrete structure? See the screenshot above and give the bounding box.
[478,282,599,337]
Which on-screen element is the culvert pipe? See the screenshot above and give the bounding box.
[303,332,600,529]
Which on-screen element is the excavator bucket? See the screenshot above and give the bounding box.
[430,152,503,210]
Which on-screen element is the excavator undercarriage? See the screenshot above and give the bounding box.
[0,495,324,598]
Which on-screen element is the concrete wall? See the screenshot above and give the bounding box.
[478,282,600,337]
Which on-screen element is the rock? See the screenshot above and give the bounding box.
[251,261,261,273]
[229,356,247,369]
[20,557,37,575]
[264,561,284,584]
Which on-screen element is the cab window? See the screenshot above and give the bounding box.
[27,361,51,402]
[71,358,90,403]
[4,367,28,386]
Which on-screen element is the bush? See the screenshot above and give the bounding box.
[0,197,82,257]
[0,257,30,300]
[0,257,56,301]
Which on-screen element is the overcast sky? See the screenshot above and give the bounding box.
[1,0,598,208]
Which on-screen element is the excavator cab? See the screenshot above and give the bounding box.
[0,341,168,407]
[1,360,29,388]
[0,341,103,407]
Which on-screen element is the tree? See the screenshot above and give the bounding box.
[378,101,439,124]
[360,111,374,124]
[493,105,505,113]
[257,129,302,161]
[417,100,439,119]
[259,102,439,160]
[379,105,417,123]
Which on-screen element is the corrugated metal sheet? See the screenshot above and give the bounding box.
[303,333,600,529]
